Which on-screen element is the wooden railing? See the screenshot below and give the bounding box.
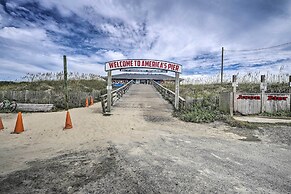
[152,81,186,110]
[100,80,133,113]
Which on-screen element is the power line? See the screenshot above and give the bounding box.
[225,41,291,52]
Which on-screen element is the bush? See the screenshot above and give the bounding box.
[178,108,222,123]
[176,98,223,123]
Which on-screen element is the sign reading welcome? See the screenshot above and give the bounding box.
[105,59,182,73]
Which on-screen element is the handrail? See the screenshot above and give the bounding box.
[152,81,186,110]
[100,80,134,113]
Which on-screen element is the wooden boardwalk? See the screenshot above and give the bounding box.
[112,84,173,120]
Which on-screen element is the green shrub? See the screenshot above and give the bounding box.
[178,109,222,123]
[176,99,223,123]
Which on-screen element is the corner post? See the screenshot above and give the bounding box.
[260,75,266,113]
[174,72,180,110]
[289,75,291,111]
[107,70,112,112]
[231,75,237,116]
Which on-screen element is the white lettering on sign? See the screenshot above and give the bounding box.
[105,59,182,73]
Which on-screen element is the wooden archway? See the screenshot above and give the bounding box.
[105,59,182,112]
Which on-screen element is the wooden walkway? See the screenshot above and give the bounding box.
[112,84,173,120]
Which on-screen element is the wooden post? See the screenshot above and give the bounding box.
[63,55,69,110]
[221,47,224,84]
[101,97,106,113]
[107,70,112,112]
[232,75,237,93]
[260,75,266,113]
[231,75,237,116]
[229,92,234,117]
[289,76,291,111]
[174,72,180,110]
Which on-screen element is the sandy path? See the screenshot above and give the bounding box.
[0,84,235,175]
[233,116,291,123]
[1,84,290,193]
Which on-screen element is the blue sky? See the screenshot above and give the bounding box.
[0,0,290,81]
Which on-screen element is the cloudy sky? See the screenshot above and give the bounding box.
[0,0,290,81]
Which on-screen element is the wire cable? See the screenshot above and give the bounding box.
[226,41,291,52]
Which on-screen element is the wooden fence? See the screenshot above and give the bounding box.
[220,92,291,115]
[100,80,133,113]
[0,90,101,109]
[220,75,291,115]
[152,81,186,110]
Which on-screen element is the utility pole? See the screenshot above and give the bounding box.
[221,47,224,84]
[63,55,69,110]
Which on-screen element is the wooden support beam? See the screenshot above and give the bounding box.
[174,72,180,110]
[107,70,112,112]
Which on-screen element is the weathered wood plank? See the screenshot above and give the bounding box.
[17,103,54,112]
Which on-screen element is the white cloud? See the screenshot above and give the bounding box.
[0,27,47,41]
[102,50,126,60]
[0,0,291,81]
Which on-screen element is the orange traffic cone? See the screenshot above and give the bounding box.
[0,117,4,130]
[90,96,94,106]
[85,97,89,107]
[64,111,73,129]
[13,112,24,134]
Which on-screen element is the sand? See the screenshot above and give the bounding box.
[1,85,291,193]
[0,85,238,175]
